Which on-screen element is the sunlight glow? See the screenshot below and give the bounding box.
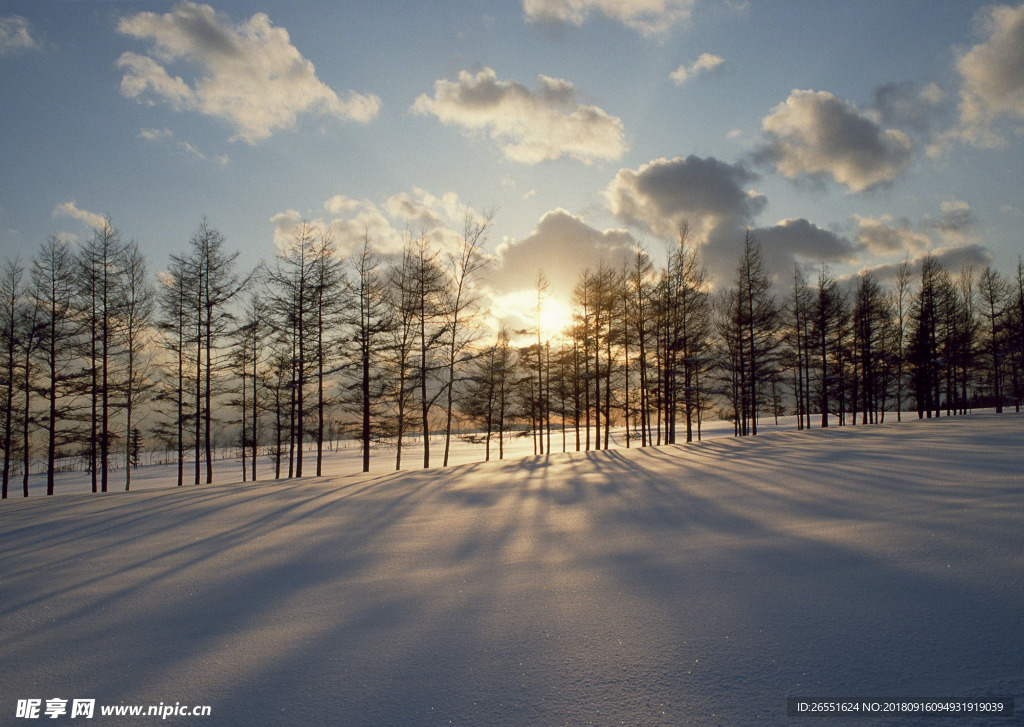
[491,290,574,343]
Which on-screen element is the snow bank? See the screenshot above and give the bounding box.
[2,414,1022,725]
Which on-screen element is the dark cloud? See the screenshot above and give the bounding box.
[873,81,946,133]
[860,244,993,284]
[701,218,857,287]
[493,208,636,299]
[606,155,765,240]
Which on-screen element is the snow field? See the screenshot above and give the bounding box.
[1,413,1022,725]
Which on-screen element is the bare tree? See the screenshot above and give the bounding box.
[188,219,246,484]
[441,209,492,466]
[32,234,81,496]
[402,233,447,469]
[734,232,779,435]
[310,229,344,476]
[462,327,515,460]
[342,233,393,473]
[1,257,24,498]
[118,241,155,491]
[156,253,196,487]
[386,240,420,470]
[893,258,912,421]
[978,266,1008,413]
[627,246,655,446]
[78,219,127,492]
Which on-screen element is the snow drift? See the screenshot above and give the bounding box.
[2,414,1022,725]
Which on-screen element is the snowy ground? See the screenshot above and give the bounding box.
[14,414,841,497]
[1,413,1022,725]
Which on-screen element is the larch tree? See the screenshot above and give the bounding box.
[342,232,393,473]
[78,219,127,492]
[734,232,779,436]
[404,232,447,469]
[441,209,492,467]
[310,229,344,477]
[188,219,246,484]
[386,239,420,470]
[977,266,1008,413]
[909,256,943,418]
[627,246,655,446]
[813,265,846,428]
[156,253,196,487]
[32,234,81,496]
[893,258,912,421]
[787,264,813,430]
[665,223,712,443]
[1,257,24,499]
[118,241,155,491]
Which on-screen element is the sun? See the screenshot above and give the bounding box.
[491,290,574,343]
[538,297,573,341]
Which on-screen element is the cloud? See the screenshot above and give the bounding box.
[954,2,1024,146]
[873,81,945,133]
[863,244,993,284]
[383,188,469,231]
[273,188,483,259]
[116,2,380,143]
[750,218,859,270]
[605,155,765,240]
[411,67,626,164]
[272,200,398,257]
[138,127,228,164]
[52,201,107,230]
[853,214,931,256]
[493,209,636,299]
[930,199,979,246]
[931,243,992,271]
[670,53,725,85]
[759,89,914,192]
[0,15,38,56]
[523,0,696,35]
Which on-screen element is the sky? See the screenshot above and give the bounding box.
[2,0,1023,335]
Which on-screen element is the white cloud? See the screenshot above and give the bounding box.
[670,53,724,85]
[0,16,39,56]
[384,188,468,230]
[931,199,979,246]
[411,67,627,164]
[272,200,399,257]
[954,2,1024,146]
[273,189,482,259]
[605,155,765,240]
[853,214,931,256]
[492,208,636,298]
[138,127,228,164]
[52,201,107,231]
[116,2,380,143]
[760,89,914,193]
[523,0,695,35]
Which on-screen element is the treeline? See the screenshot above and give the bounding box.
[2,216,1023,497]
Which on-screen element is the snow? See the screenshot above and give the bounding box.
[2,413,1022,725]
[10,415,845,497]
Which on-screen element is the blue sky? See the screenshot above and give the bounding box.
[2,0,1023,329]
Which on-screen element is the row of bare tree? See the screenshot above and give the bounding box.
[2,214,1023,496]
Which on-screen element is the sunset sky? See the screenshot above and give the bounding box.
[2,0,1023,332]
